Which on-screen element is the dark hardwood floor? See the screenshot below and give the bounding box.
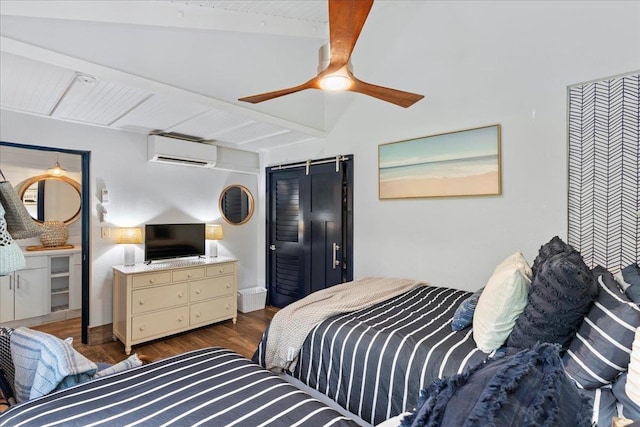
[32,306,278,364]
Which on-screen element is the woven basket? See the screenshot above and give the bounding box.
[39,221,69,247]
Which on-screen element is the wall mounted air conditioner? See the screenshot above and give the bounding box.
[147,135,217,168]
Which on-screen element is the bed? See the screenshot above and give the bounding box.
[0,347,360,427]
[255,285,488,425]
[254,241,640,426]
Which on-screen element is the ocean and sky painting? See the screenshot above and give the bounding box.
[379,124,501,199]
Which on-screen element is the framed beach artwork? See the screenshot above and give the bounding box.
[378,124,502,199]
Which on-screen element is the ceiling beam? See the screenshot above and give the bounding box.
[0,36,327,138]
[0,0,328,39]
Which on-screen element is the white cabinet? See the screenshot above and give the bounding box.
[49,253,81,312]
[0,248,81,326]
[0,276,14,323]
[0,256,48,323]
[112,257,237,355]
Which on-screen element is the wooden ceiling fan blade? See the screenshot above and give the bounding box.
[327,0,374,70]
[350,77,424,108]
[238,78,320,104]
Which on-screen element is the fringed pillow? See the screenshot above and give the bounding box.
[401,343,592,427]
[506,238,597,351]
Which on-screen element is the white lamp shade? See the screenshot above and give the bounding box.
[626,327,640,405]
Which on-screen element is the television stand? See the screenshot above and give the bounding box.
[111,256,237,355]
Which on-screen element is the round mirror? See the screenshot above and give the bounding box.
[18,175,82,225]
[219,184,254,225]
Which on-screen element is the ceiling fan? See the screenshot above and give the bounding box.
[238,0,424,108]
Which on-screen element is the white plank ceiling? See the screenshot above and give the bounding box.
[0,0,343,152]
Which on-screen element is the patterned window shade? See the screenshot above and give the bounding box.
[567,73,640,273]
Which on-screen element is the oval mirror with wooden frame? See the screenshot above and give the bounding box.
[219,184,254,225]
[18,174,82,225]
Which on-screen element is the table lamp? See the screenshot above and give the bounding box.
[115,227,143,266]
[205,224,224,257]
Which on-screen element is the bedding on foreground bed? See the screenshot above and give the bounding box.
[0,347,360,427]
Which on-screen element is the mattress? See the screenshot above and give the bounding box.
[0,347,359,427]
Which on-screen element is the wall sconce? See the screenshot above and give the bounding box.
[115,227,143,266]
[205,224,224,257]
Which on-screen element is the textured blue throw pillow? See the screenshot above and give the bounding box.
[531,236,572,279]
[451,288,483,331]
[400,343,592,427]
[506,249,596,351]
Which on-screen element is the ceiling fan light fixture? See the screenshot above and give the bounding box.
[320,74,352,91]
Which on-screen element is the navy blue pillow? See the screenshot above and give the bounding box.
[612,372,640,421]
[622,263,640,303]
[400,343,592,427]
[451,288,483,331]
[531,236,573,279]
[507,250,596,351]
[563,267,640,389]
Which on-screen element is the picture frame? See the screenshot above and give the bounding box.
[378,124,502,199]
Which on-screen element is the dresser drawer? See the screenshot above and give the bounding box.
[206,262,235,277]
[131,271,172,288]
[132,306,189,340]
[132,282,188,315]
[190,296,235,326]
[190,276,234,302]
[172,267,205,282]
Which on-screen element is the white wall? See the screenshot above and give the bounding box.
[264,1,640,292]
[0,110,261,327]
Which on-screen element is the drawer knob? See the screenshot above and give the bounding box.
[139,325,146,331]
[178,292,183,298]
[226,304,230,310]
[139,300,145,305]
[187,274,192,278]
[219,269,224,273]
[195,312,201,318]
[225,284,230,289]
[149,279,155,284]
[178,316,184,322]
[196,289,201,294]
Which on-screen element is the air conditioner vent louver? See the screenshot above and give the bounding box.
[154,156,210,167]
[148,135,217,168]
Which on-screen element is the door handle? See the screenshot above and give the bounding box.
[332,243,340,269]
[269,245,276,251]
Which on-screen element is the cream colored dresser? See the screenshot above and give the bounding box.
[112,256,237,354]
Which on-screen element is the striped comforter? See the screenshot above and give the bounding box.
[255,285,488,425]
[0,348,359,427]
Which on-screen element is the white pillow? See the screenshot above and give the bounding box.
[473,251,532,353]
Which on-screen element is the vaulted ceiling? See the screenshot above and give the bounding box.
[0,0,410,152]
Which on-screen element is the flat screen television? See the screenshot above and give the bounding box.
[144,223,205,262]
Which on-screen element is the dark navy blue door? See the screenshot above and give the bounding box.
[266,157,353,307]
